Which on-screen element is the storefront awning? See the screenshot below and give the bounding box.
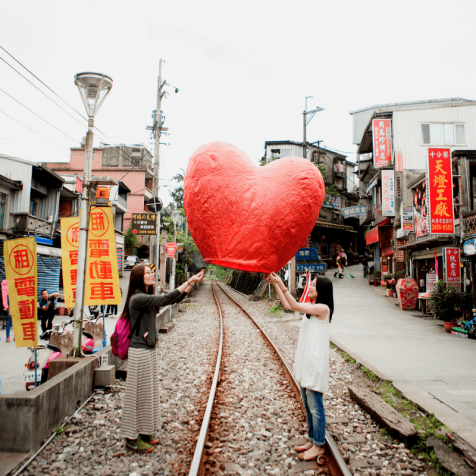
[315,221,354,231]
[397,235,454,251]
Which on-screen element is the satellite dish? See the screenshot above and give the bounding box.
[147,197,163,213]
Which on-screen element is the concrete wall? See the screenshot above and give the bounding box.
[0,304,179,454]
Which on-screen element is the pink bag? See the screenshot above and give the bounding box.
[111,317,131,360]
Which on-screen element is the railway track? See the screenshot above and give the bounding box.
[189,281,351,476]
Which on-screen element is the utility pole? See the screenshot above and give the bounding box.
[302,97,324,160]
[147,59,168,292]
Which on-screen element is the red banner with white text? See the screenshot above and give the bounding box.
[372,119,392,167]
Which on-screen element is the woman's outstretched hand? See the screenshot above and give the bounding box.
[190,269,205,284]
[265,272,282,285]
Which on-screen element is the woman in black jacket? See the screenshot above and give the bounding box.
[120,264,204,453]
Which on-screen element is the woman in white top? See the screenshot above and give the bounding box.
[266,272,333,461]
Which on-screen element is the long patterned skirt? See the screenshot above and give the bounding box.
[120,347,160,440]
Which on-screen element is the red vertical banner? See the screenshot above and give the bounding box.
[426,148,454,234]
[372,119,392,167]
[443,247,461,284]
[395,152,403,172]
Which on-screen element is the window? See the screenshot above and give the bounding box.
[0,193,6,229]
[421,123,465,145]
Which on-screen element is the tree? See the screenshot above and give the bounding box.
[170,168,185,208]
[124,224,140,255]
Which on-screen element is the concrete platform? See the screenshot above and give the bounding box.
[330,264,476,449]
[0,452,29,476]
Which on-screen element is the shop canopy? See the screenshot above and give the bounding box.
[315,221,354,231]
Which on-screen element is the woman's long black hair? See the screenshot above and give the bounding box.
[120,264,157,324]
[308,275,334,322]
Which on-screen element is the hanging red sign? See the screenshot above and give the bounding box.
[426,148,454,234]
[443,247,461,283]
[366,226,379,245]
[372,119,392,168]
[166,242,177,258]
[395,152,403,172]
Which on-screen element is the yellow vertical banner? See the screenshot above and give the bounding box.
[3,237,38,348]
[85,206,122,305]
[61,217,80,308]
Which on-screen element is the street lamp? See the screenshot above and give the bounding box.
[72,72,113,357]
[170,209,181,291]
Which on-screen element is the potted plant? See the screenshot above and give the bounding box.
[382,275,397,297]
[371,270,380,286]
[428,280,472,332]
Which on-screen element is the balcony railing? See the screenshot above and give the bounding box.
[117,195,127,210]
[12,213,53,237]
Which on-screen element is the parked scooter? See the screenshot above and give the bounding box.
[25,319,74,391]
[81,317,106,353]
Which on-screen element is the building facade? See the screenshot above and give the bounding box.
[351,98,476,289]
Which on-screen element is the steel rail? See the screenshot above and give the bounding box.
[216,282,352,476]
[188,282,224,476]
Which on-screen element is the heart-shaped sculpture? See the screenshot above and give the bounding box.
[184,142,325,273]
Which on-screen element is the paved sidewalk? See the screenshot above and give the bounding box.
[0,272,130,395]
[330,264,476,448]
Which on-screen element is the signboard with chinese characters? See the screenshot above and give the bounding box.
[402,205,414,232]
[372,119,392,167]
[366,226,379,245]
[3,237,38,348]
[443,247,461,284]
[323,195,341,209]
[61,217,80,307]
[463,236,476,256]
[342,206,367,219]
[382,170,395,217]
[84,207,122,305]
[426,273,438,293]
[166,242,177,258]
[130,213,157,236]
[395,152,403,173]
[426,148,454,235]
[296,264,326,273]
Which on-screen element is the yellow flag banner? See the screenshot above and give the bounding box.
[85,206,122,305]
[3,237,38,348]
[61,217,80,308]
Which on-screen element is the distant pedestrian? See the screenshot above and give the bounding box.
[120,265,204,453]
[266,272,333,461]
[38,289,59,335]
[106,304,118,318]
[334,254,344,279]
[362,255,369,278]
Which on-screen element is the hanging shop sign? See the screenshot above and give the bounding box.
[342,206,367,219]
[323,195,341,209]
[426,273,438,293]
[382,170,395,217]
[443,247,461,284]
[395,152,403,173]
[402,205,414,232]
[413,180,428,237]
[3,237,38,348]
[166,242,177,258]
[463,236,476,256]
[130,213,157,236]
[381,246,394,257]
[61,217,80,307]
[296,264,326,273]
[366,226,379,245]
[372,119,392,168]
[426,148,454,235]
[84,207,122,306]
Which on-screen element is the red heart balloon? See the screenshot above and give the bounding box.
[184,142,325,273]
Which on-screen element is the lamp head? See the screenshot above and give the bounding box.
[171,209,181,225]
[74,72,113,118]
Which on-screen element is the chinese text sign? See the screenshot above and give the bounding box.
[443,248,461,283]
[426,148,454,234]
[366,227,379,245]
[61,217,80,307]
[402,206,414,231]
[395,152,403,172]
[166,243,177,258]
[4,237,38,348]
[372,119,392,167]
[130,213,157,236]
[382,170,395,217]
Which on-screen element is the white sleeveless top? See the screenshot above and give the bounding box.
[293,307,329,393]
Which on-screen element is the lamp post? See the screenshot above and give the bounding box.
[73,73,113,357]
[170,209,181,291]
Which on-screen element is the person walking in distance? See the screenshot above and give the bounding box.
[334,253,344,279]
[120,265,204,453]
[38,289,59,335]
[266,272,333,461]
[362,254,369,278]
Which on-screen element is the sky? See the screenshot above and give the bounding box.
[1,0,476,206]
